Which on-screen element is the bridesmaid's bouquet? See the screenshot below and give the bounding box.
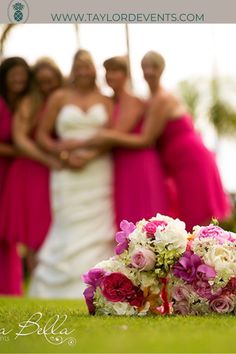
[83,214,188,316]
[171,225,236,315]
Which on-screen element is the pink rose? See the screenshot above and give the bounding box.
[172,285,191,301]
[131,248,156,271]
[153,220,168,231]
[144,222,157,238]
[173,300,190,315]
[199,225,233,244]
[210,296,234,314]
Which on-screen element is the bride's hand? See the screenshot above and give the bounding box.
[66,152,89,170]
[66,149,100,170]
[54,139,83,153]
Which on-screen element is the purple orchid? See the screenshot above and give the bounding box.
[83,286,96,315]
[82,268,106,287]
[196,264,216,281]
[173,251,202,283]
[115,220,136,255]
[82,268,107,315]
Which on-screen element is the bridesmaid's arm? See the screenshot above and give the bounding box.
[0,142,18,157]
[87,94,169,149]
[13,97,61,169]
[36,89,81,155]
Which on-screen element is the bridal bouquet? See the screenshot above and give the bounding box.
[83,214,189,316]
[171,224,236,315]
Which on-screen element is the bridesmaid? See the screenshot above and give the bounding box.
[0,58,63,274]
[0,57,31,295]
[83,51,232,231]
[103,56,168,226]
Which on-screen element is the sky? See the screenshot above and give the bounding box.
[1,23,236,192]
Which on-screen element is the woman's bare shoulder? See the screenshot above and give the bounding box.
[100,94,113,109]
[48,88,70,104]
[153,89,175,106]
[100,94,112,103]
[123,94,145,111]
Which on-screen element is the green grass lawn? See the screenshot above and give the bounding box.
[0,297,236,354]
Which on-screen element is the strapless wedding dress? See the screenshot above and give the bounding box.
[29,104,115,298]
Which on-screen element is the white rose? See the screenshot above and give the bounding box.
[204,245,236,276]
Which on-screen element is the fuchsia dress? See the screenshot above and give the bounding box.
[157,114,232,231]
[0,109,51,252]
[0,97,22,295]
[113,102,168,227]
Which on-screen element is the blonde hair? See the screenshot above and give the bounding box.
[73,49,96,71]
[71,49,97,88]
[103,56,129,76]
[142,51,165,74]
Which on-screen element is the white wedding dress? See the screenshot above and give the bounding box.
[29,104,115,298]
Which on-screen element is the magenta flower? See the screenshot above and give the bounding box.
[173,251,202,283]
[82,268,107,315]
[153,220,168,229]
[100,272,144,307]
[82,268,106,287]
[196,264,216,281]
[144,222,157,238]
[193,279,213,299]
[222,277,236,295]
[83,286,96,315]
[115,220,136,255]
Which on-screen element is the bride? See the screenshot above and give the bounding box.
[28,50,116,298]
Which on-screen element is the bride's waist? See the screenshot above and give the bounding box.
[54,153,113,174]
[57,129,99,140]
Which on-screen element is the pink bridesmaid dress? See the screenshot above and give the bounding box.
[157,114,232,231]
[0,108,51,252]
[0,97,22,296]
[113,102,168,227]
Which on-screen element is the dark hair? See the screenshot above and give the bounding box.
[32,58,64,87]
[0,57,31,104]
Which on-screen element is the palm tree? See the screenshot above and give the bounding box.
[74,24,80,48]
[0,24,17,61]
[125,24,132,89]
